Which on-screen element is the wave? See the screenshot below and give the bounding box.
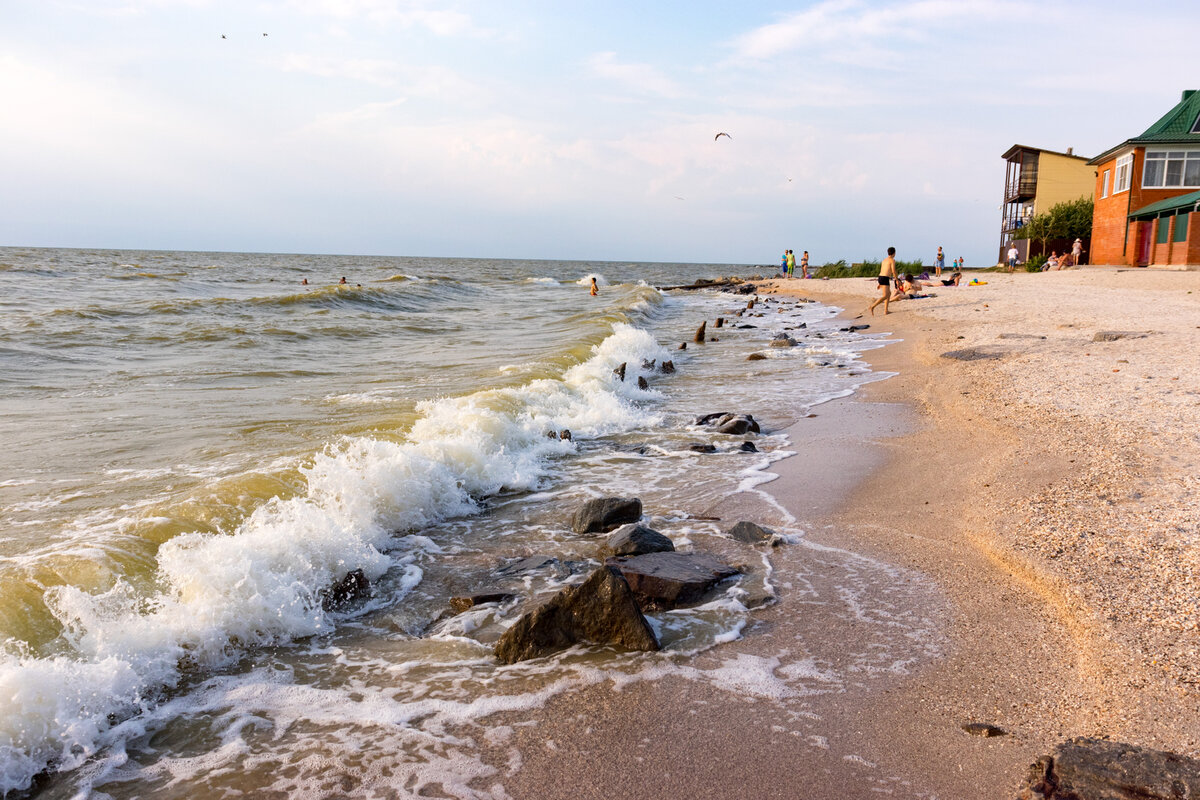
[0,323,672,794]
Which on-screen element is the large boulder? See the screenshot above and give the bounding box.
[493,566,659,664]
[1016,737,1200,799]
[571,496,643,533]
[604,523,675,557]
[606,552,740,609]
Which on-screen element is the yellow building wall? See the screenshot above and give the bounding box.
[1031,153,1094,215]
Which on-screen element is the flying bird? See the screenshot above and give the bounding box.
[221,34,226,38]
[714,132,731,141]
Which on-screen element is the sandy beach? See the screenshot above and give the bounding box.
[499,269,1200,799]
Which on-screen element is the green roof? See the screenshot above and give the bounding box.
[1088,90,1200,164]
[1129,189,1200,220]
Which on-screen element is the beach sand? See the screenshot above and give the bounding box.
[496,270,1200,798]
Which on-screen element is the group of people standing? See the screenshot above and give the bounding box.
[780,249,810,279]
[934,246,964,276]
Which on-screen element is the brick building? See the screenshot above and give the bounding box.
[1089,90,1200,268]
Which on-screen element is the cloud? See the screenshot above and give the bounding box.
[728,0,1031,63]
[285,0,478,35]
[279,54,402,86]
[587,52,682,99]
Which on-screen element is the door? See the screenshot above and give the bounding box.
[1137,221,1153,266]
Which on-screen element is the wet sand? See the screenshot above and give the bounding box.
[494,273,1200,799]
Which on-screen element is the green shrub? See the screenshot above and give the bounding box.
[1025,254,1047,272]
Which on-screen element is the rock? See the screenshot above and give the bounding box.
[941,347,1006,361]
[450,593,515,614]
[637,375,649,390]
[641,358,656,370]
[695,412,734,425]
[736,324,757,329]
[739,441,758,452]
[1015,737,1200,800]
[715,317,724,328]
[840,324,870,332]
[571,496,643,533]
[606,552,741,609]
[660,360,675,374]
[961,722,1007,738]
[716,416,758,435]
[746,353,768,361]
[613,362,626,381]
[497,555,559,576]
[688,443,717,453]
[559,429,572,441]
[1093,330,1151,342]
[727,520,775,543]
[747,299,755,309]
[604,523,675,557]
[694,321,707,343]
[998,333,1046,340]
[321,568,370,611]
[769,336,796,348]
[493,566,660,664]
[678,342,687,350]
[547,430,559,439]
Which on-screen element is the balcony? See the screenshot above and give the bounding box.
[1005,177,1038,202]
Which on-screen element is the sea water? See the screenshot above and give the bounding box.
[0,248,942,798]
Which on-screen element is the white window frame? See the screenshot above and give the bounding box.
[1141,148,1200,189]
[1101,169,1111,198]
[1114,153,1133,194]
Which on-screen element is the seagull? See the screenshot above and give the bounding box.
[714,132,731,141]
[221,34,226,38]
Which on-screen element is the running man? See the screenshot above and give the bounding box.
[868,247,898,316]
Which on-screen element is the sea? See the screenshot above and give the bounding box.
[0,248,942,798]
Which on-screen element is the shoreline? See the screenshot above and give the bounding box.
[502,273,1200,798]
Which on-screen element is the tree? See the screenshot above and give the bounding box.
[1011,196,1094,257]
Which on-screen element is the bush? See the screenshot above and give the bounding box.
[1025,254,1047,272]
[812,258,927,280]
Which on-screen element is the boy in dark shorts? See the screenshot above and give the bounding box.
[868,247,897,316]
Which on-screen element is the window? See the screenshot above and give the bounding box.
[1175,213,1190,243]
[1114,153,1133,193]
[1142,150,1200,188]
[1157,217,1170,244]
[1101,169,1111,198]
[1192,114,1200,134]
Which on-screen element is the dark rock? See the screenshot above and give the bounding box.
[716,416,757,435]
[695,412,734,426]
[606,552,741,609]
[559,429,572,441]
[321,568,370,611]
[739,441,758,452]
[769,335,796,348]
[613,362,626,381]
[1015,737,1200,800]
[715,317,724,328]
[1093,330,1152,342]
[678,342,687,350]
[694,321,707,343]
[727,520,775,543]
[493,566,659,664]
[842,324,870,332]
[734,284,756,295]
[961,722,1007,738]
[604,523,675,557]
[660,360,675,373]
[736,324,757,329]
[497,555,558,576]
[688,443,717,453]
[941,347,1006,361]
[571,496,643,533]
[641,358,656,370]
[637,375,649,390]
[450,593,515,614]
[747,299,755,309]
[547,429,559,439]
[746,352,768,361]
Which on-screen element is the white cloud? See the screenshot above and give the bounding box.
[279,54,402,86]
[587,52,682,99]
[285,0,479,35]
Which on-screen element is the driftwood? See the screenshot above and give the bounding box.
[657,279,742,291]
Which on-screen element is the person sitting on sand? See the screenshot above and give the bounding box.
[867,247,898,316]
[590,276,599,296]
[1045,252,1059,271]
[941,271,962,287]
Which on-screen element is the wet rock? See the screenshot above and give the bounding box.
[727,520,775,543]
[1016,737,1200,800]
[694,321,707,343]
[637,376,648,390]
[769,335,796,348]
[747,299,755,309]
[641,358,656,370]
[746,353,768,361]
[696,413,760,435]
[695,412,734,426]
[660,360,675,374]
[688,443,717,453]
[613,362,626,381]
[606,551,741,610]
[496,555,559,576]
[493,566,659,664]
[450,593,515,614]
[321,568,371,611]
[736,324,757,329]
[559,429,572,441]
[739,441,758,453]
[604,523,675,557]
[571,496,643,533]
[840,324,870,332]
[715,317,724,328]
[961,722,1007,738]
[941,347,1006,361]
[678,342,687,350]
[1093,330,1152,342]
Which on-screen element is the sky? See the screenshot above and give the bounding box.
[1,0,1197,265]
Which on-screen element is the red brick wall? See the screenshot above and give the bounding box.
[1091,151,1136,265]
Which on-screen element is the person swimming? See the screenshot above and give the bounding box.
[590,277,599,296]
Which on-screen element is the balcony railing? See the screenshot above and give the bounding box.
[1005,178,1037,201]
